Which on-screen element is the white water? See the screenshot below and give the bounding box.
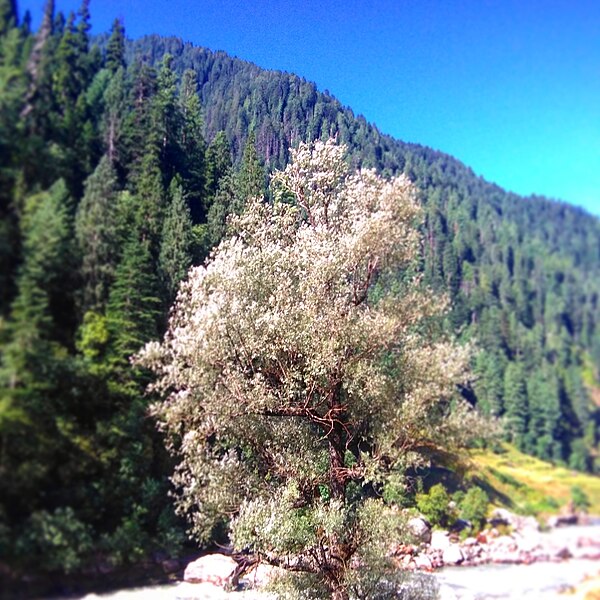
[437,524,600,599]
[437,559,599,599]
[70,526,600,600]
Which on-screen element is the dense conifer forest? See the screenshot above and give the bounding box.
[0,0,599,584]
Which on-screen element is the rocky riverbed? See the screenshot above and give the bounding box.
[72,515,600,600]
[393,510,600,571]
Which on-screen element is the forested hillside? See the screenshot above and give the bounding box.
[129,34,600,470]
[0,1,599,585]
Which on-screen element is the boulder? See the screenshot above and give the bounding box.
[442,545,464,566]
[407,516,432,544]
[449,518,471,534]
[552,546,572,560]
[244,563,287,588]
[489,508,514,527]
[183,553,237,587]
[430,530,451,551]
[461,536,478,547]
[547,514,578,528]
[414,554,433,571]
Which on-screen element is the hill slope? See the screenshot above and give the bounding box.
[130,34,600,468]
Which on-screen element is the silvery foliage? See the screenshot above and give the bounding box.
[138,139,481,597]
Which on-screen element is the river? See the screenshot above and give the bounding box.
[71,526,599,600]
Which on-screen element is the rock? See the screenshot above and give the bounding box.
[571,547,600,560]
[442,545,464,566]
[577,536,600,548]
[552,546,572,560]
[489,508,514,527]
[489,535,520,564]
[494,535,518,551]
[408,516,432,544]
[488,509,540,534]
[548,514,578,528]
[516,533,542,554]
[430,530,451,550]
[183,554,237,586]
[476,531,489,544]
[461,543,483,563]
[401,554,415,569]
[244,563,286,588]
[390,542,417,556]
[414,554,433,571]
[450,518,471,534]
[489,548,518,564]
[518,515,540,532]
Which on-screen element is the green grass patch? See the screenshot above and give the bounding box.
[468,443,600,516]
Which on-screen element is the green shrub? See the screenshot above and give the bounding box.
[571,486,591,512]
[458,487,489,531]
[16,507,93,574]
[416,483,455,528]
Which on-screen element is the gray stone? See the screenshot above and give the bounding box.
[442,545,464,566]
[430,530,451,550]
[408,516,432,544]
[414,554,433,570]
[243,563,287,588]
[183,554,237,586]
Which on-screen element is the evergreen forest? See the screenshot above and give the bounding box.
[0,0,599,588]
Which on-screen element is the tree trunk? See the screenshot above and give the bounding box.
[332,587,350,600]
[327,383,347,502]
[328,419,346,501]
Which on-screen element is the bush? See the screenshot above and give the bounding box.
[458,487,489,531]
[16,507,93,573]
[571,486,591,512]
[416,483,455,528]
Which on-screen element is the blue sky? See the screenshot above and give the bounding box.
[20,0,600,216]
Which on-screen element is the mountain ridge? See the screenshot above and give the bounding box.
[128,34,598,223]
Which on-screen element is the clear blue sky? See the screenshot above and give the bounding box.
[20,0,600,216]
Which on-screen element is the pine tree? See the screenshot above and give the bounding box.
[102,65,128,170]
[121,59,156,182]
[0,0,17,35]
[53,12,79,109]
[75,155,120,312]
[237,131,265,202]
[474,351,505,417]
[0,13,28,207]
[205,170,238,249]
[132,146,165,249]
[503,361,528,450]
[20,9,31,36]
[106,235,161,365]
[179,68,206,223]
[151,53,181,184]
[204,131,232,203]
[105,18,125,73]
[158,178,193,301]
[74,0,91,80]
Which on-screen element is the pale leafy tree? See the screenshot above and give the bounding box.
[138,139,481,599]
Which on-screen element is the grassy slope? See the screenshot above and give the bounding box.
[467,444,600,516]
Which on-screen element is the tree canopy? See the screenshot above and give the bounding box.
[139,139,481,599]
